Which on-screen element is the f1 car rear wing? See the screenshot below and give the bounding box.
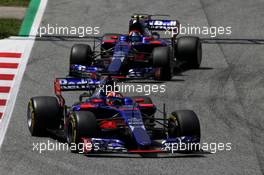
[54,77,102,94]
[54,77,104,106]
[147,19,179,33]
[130,13,179,35]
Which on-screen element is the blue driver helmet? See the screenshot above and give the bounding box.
[129,30,142,42]
[119,35,127,42]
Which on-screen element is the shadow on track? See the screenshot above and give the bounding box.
[84,151,210,159]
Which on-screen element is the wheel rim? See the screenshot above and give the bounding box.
[154,68,161,80]
[27,109,32,127]
[67,122,73,143]
[67,119,77,144]
[27,101,34,129]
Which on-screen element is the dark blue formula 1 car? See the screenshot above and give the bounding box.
[27,77,201,154]
[69,14,202,81]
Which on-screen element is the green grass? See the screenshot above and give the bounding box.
[0,18,22,38]
[0,0,29,6]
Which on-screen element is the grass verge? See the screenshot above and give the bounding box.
[0,18,22,39]
[0,0,29,6]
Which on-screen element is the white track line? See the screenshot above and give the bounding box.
[0,58,20,63]
[0,80,13,86]
[0,93,9,99]
[0,68,18,74]
[0,106,5,113]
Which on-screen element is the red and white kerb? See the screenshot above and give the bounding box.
[0,52,22,120]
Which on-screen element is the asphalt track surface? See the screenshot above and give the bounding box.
[1,0,264,174]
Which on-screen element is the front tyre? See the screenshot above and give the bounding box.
[66,111,97,153]
[168,110,200,142]
[27,96,61,136]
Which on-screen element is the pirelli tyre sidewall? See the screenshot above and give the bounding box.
[152,46,173,81]
[66,111,97,153]
[27,96,61,136]
[168,110,201,142]
[27,99,37,135]
[67,113,77,144]
[176,36,202,69]
[70,44,93,65]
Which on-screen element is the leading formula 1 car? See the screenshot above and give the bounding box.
[69,14,202,81]
[27,77,201,154]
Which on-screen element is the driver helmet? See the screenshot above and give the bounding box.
[106,92,124,106]
[129,30,142,42]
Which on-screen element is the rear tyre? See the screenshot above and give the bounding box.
[168,110,200,142]
[70,44,93,75]
[152,47,172,81]
[66,111,97,153]
[154,67,172,81]
[176,36,202,69]
[27,96,61,136]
